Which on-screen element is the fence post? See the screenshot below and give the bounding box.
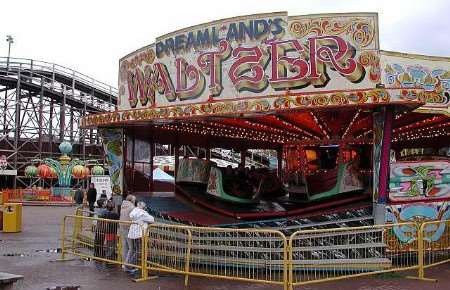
[134,227,157,282]
[60,216,66,260]
[117,235,123,262]
[72,210,82,254]
[71,217,79,254]
[283,233,289,290]
[407,222,437,282]
[141,230,148,280]
[288,234,294,290]
[418,223,425,280]
[184,229,192,286]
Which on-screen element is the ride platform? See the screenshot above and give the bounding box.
[136,180,372,225]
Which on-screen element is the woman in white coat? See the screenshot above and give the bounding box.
[127,201,154,274]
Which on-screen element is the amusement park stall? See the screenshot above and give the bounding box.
[81,12,449,226]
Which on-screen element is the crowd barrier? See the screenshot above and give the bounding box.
[289,223,419,289]
[146,224,288,287]
[60,211,450,289]
[419,220,450,281]
[62,214,149,280]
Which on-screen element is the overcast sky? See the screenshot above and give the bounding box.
[1,0,449,87]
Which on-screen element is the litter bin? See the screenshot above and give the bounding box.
[2,203,22,233]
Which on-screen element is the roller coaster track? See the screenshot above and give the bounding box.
[0,57,117,187]
[0,57,117,113]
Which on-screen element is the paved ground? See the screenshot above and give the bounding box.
[1,206,450,290]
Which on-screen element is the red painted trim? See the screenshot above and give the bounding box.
[388,197,450,205]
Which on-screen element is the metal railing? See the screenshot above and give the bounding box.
[60,211,450,288]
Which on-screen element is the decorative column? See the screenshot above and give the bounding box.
[100,128,124,197]
[373,106,394,224]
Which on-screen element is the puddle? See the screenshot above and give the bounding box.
[35,248,62,253]
[47,287,80,290]
[3,248,62,257]
[2,253,30,257]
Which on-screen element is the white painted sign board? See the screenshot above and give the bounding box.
[91,175,112,201]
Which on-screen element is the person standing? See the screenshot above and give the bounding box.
[127,201,154,275]
[87,183,97,212]
[73,185,84,208]
[100,201,120,260]
[119,194,136,272]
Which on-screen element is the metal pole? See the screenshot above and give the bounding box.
[277,147,283,179]
[174,144,179,180]
[82,100,86,160]
[38,78,44,160]
[131,132,135,192]
[13,65,21,189]
[6,35,13,73]
[149,138,154,192]
[122,131,127,194]
[49,100,54,157]
[6,43,11,71]
[3,89,7,133]
[60,86,66,142]
[69,108,74,142]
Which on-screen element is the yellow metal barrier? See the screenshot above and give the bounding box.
[412,220,450,281]
[146,223,289,290]
[288,222,419,288]
[61,210,450,288]
[61,214,148,281]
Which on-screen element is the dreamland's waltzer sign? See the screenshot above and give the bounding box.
[118,12,381,111]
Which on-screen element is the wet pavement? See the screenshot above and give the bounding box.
[1,206,450,290]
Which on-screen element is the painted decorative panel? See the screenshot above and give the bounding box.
[100,128,124,195]
[389,160,450,202]
[381,51,450,114]
[386,202,450,250]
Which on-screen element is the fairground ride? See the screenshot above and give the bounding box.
[82,12,449,231]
